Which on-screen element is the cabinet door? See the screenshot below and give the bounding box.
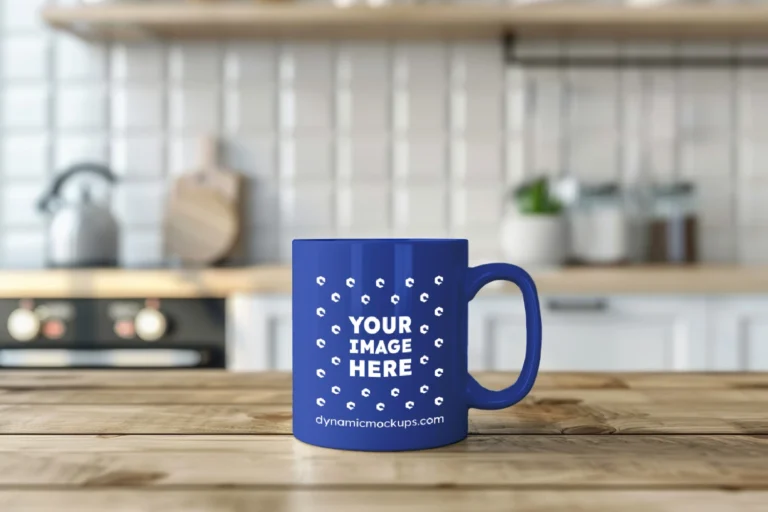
[710,298,768,371]
[474,296,709,372]
[227,294,291,371]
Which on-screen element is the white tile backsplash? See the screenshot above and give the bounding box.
[394,88,447,134]
[646,139,678,181]
[0,230,45,268]
[394,185,448,230]
[2,133,50,178]
[697,179,734,228]
[337,184,391,231]
[0,7,767,265]
[225,42,277,86]
[700,227,737,264]
[528,68,563,175]
[1,183,44,228]
[394,137,447,182]
[738,69,768,136]
[451,226,501,263]
[738,183,768,228]
[111,86,164,131]
[280,43,333,90]
[451,137,503,184]
[567,70,619,133]
[3,35,48,80]
[280,183,335,228]
[56,85,107,130]
[55,36,106,82]
[248,227,280,263]
[114,181,166,228]
[451,185,504,228]
[169,88,220,132]
[120,228,163,266]
[111,135,165,179]
[506,84,526,134]
[739,137,768,180]
[111,43,166,83]
[567,132,620,182]
[451,41,503,91]
[2,0,47,32]
[646,70,678,142]
[280,89,332,133]
[168,43,222,85]
[247,180,280,228]
[337,136,390,182]
[738,229,768,265]
[224,135,276,180]
[679,136,733,179]
[2,85,49,129]
[337,42,390,89]
[54,134,108,169]
[394,42,448,89]
[337,88,390,133]
[280,135,332,181]
[224,86,276,134]
[451,90,503,135]
[505,135,526,184]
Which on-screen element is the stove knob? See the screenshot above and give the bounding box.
[135,308,167,342]
[7,308,41,342]
[43,319,66,340]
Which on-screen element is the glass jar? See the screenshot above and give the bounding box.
[568,183,630,265]
[646,182,698,264]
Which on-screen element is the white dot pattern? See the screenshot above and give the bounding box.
[313,274,448,412]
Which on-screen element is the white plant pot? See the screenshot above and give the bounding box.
[499,213,566,269]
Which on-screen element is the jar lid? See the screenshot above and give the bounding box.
[652,182,695,197]
[580,182,621,198]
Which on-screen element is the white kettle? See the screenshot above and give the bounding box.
[37,163,120,268]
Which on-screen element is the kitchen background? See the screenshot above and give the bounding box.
[2,0,765,268]
[2,0,768,373]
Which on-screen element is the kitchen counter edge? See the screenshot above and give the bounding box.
[0,265,766,298]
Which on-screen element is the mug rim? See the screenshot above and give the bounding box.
[293,238,468,244]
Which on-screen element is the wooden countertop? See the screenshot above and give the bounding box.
[0,371,766,511]
[2,265,768,298]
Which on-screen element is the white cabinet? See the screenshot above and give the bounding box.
[710,297,768,371]
[465,296,710,372]
[228,293,711,372]
[227,293,291,371]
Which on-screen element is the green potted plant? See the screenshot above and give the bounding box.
[500,176,566,268]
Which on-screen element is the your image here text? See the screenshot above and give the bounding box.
[348,316,413,377]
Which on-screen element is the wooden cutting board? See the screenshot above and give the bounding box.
[164,137,243,265]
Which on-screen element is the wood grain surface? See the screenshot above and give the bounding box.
[0,371,766,511]
[1,490,765,512]
[1,370,767,389]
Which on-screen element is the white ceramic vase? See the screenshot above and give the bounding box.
[499,213,566,269]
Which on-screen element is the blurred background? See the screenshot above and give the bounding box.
[0,0,764,373]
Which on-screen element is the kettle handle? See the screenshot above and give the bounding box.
[38,163,117,214]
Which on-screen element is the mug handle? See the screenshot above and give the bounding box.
[464,263,542,410]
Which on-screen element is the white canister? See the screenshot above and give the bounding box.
[568,183,630,265]
[499,213,566,269]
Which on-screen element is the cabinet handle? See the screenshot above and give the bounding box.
[546,298,608,312]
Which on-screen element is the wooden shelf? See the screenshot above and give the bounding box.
[42,3,768,41]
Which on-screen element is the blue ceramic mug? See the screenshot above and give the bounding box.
[292,238,542,451]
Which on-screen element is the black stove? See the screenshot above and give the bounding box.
[0,298,226,369]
